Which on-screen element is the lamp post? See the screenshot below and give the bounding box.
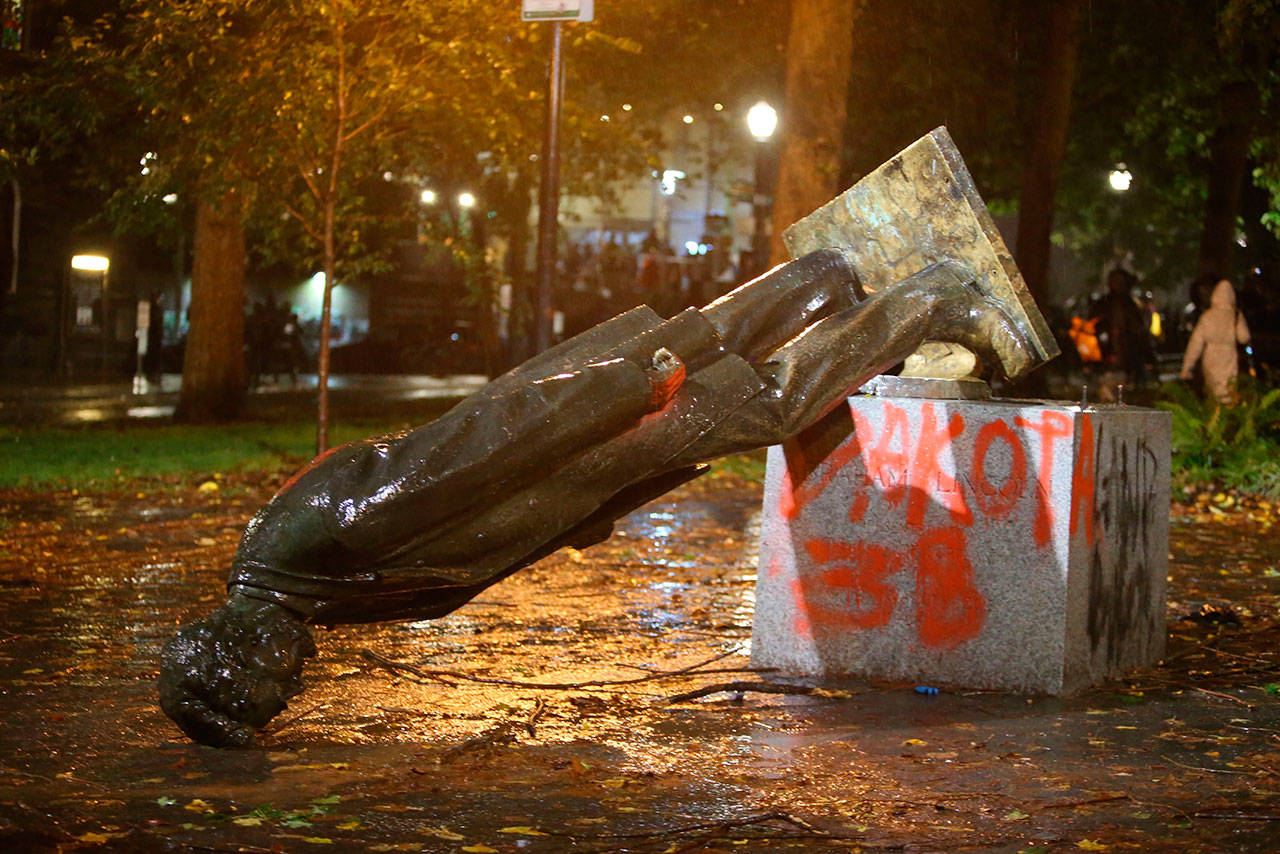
[745,100,778,278]
[70,254,110,376]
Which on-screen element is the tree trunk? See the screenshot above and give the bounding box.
[174,194,247,423]
[768,0,857,266]
[316,198,336,455]
[1197,80,1256,278]
[1014,0,1083,313]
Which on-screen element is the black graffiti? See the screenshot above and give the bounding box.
[1087,424,1163,667]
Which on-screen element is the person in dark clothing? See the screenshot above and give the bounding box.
[159,250,1039,748]
[1097,268,1150,398]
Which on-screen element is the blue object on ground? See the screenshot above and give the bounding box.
[914,685,940,695]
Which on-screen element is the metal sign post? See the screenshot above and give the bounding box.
[523,1,591,353]
[521,0,593,22]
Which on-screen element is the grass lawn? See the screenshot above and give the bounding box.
[0,418,424,489]
[0,415,770,492]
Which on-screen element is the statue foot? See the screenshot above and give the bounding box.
[900,262,1038,382]
[159,594,315,748]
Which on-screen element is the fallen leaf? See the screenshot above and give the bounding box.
[156,796,176,807]
[233,817,263,827]
[184,798,212,812]
[76,831,128,843]
[499,825,548,835]
[1004,810,1030,821]
[902,738,927,747]
[421,825,465,841]
[1076,841,1109,851]
[461,846,498,853]
[335,819,361,830]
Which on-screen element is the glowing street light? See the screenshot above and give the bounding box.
[457,191,476,209]
[1109,164,1132,192]
[746,100,778,142]
[419,188,437,205]
[745,100,778,277]
[71,254,110,272]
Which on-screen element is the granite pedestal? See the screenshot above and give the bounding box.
[751,384,1171,694]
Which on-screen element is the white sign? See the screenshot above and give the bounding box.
[522,0,593,22]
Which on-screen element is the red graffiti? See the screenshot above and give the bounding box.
[798,526,985,649]
[913,527,986,649]
[906,403,970,528]
[781,402,1080,555]
[779,409,872,521]
[971,419,1026,519]
[1014,410,1072,547]
[867,402,911,508]
[800,539,905,629]
[1070,412,1096,545]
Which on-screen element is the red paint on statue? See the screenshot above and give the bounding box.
[1070,412,1096,545]
[905,403,970,528]
[913,526,986,649]
[802,538,905,629]
[867,403,910,508]
[1014,410,1073,547]
[971,419,1026,519]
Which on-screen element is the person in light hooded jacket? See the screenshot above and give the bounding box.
[1180,275,1251,404]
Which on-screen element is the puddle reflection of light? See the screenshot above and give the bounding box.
[126,405,175,419]
[72,408,108,422]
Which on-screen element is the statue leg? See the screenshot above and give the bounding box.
[700,248,862,362]
[670,261,1033,465]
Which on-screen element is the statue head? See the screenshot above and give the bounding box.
[159,595,316,748]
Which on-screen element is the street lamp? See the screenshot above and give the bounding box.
[1108,164,1132,192]
[746,100,778,142]
[457,191,476,209]
[71,254,110,272]
[419,188,437,205]
[70,254,111,376]
[745,100,778,277]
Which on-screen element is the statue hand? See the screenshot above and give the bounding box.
[159,595,315,748]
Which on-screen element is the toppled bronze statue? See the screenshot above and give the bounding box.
[160,128,1057,747]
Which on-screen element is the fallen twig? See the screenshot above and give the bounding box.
[561,811,912,851]
[1193,811,1280,821]
[525,697,547,738]
[1160,753,1248,775]
[429,723,519,764]
[360,647,740,690]
[1194,686,1254,707]
[262,702,329,737]
[565,811,820,839]
[1034,793,1130,811]
[661,680,848,705]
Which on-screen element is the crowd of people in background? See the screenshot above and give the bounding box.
[1064,266,1275,406]
[555,233,737,340]
[246,296,306,389]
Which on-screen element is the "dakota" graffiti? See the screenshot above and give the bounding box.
[775,402,1100,649]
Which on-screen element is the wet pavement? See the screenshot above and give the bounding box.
[3,471,1280,852]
